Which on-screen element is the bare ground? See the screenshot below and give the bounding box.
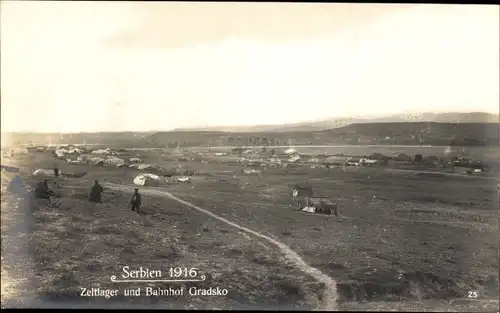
[1,151,499,310]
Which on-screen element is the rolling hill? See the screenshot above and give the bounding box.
[145,122,500,148]
[3,113,498,148]
[173,112,499,133]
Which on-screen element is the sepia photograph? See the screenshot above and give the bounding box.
[1,1,499,311]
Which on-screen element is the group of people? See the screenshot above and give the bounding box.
[87,180,142,213]
[29,165,143,213]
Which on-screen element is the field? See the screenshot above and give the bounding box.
[1,146,499,311]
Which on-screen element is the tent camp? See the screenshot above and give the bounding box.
[133,173,161,186]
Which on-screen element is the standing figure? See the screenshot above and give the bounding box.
[130,188,141,213]
[89,180,104,203]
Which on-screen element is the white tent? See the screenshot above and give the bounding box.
[104,156,125,166]
[89,157,106,165]
[56,148,82,154]
[129,157,142,164]
[137,164,155,170]
[243,168,261,175]
[301,206,316,213]
[33,168,61,177]
[91,148,113,155]
[55,149,66,158]
[133,173,161,186]
[360,158,378,165]
[288,155,301,163]
[308,157,320,163]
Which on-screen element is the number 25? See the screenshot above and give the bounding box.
[468,291,478,298]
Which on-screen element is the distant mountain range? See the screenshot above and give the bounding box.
[3,112,498,148]
[145,121,500,148]
[173,112,499,132]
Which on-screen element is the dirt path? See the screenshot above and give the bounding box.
[104,182,339,311]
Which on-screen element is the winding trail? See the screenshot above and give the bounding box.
[104,182,339,311]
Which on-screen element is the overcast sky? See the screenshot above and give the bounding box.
[1,2,498,133]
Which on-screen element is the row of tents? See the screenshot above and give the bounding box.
[28,167,191,185]
[237,152,489,169]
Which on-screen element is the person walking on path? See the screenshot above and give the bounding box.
[130,188,142,213]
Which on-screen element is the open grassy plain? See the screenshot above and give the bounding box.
[1,147,498,310]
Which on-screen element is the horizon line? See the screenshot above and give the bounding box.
[3,121,499,135]
[2,111,498,134]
